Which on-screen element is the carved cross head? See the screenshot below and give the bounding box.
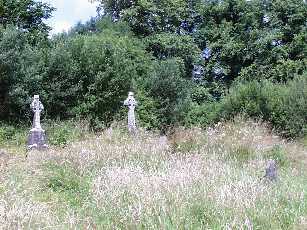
[124,92,137,108]
[31,95,44,113]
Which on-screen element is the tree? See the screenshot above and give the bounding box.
[93,0,198,36]
[194,0,307,84]
[145,33,200,78]
[0,0,54,38]
[144,58,192,130]
[0,26,42,120]
[0,0,54,120]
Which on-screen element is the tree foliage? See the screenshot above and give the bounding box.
[1,0,307,136]
[0,23,154,127]
[144,58,191,130]
[93,0,195,35]
[195,0,307,84]
[0,0,54,40]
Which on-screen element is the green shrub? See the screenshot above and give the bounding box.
[144,58,192,131]
[131,89,160,130]
[218,81,269,119]
[0,125,17,143]
[216,76,307,138]
[47,126,70,146]
[0,124,27,147]
[185,102,219,127]
[0,24,154,129]
[267,76,307,138]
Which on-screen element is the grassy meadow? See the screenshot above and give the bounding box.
[0,118,306,229]
[1,0,306,229]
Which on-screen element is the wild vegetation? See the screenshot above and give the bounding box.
[0,1,306,228]
[0,119,306,228]
[0,0,306,137]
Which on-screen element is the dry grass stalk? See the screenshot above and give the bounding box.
[0,118,306,228]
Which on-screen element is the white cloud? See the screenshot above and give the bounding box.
[42,0,98,35]
[74,0,99,18]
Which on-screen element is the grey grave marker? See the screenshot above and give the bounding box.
[124,92,137,134]
[27,95,48,150]
[264,159,277,181]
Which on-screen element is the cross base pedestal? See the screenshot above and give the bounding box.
[27,128,48,150]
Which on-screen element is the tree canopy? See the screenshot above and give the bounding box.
[1,0,306,137]
[0,0,54,38]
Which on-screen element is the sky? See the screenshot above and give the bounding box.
[41,0,99,35]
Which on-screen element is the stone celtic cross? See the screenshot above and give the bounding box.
[30,95,44,131]
[124,92,137,134]
[28,95,47,150]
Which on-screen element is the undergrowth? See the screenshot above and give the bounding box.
[0,120,90,154]
[0,118,306,229]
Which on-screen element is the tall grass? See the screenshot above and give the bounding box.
[0,119,90,154]
[0,118,306,228]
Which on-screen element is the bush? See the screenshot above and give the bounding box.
[77,34,152,128]
[185,102,219,127]
[267,76,307,138]
[131,89,160,130]
[0,123,28,148]
[0,24,155,128]
[144,58,192,131]
[0,125,17,143]
[215,76,307,138]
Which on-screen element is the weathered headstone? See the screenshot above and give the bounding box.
[27,95,48,150]
[264,159,277,181]
[124,92,137,134]
[0,149,9,168]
